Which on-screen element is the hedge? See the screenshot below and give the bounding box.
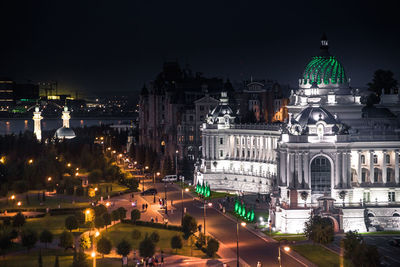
[121,220,183,231]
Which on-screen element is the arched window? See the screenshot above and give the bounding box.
[393,213,400,217]
[386,154,390,164]
[361,155,365,164]
[311,156,331,194]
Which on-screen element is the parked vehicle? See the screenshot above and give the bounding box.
[141,188,158,196]
[162,175,178,182]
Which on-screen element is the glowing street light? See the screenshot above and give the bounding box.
[75,172,79,176]
[11,195,15,200]
[284,246,291,252]
[241,222,247,227]
[67,163,71,167]
[76,167,79,171]
[94,187,98,192]
[17,201,21,206]
[48,177,52,181]
[105,202,110,207]
[28,159,33,164]
[236,220,247,267]
[95,231,100,237]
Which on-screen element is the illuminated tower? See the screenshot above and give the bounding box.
[62,106,70,128]
[33,106,43,141]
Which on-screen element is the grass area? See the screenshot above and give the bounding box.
[273,235,307,242]
[292,244,353,267]
[188,187,235,199]
[0,248,129,267]
[360,231,400,235]
[24,214,90,236]
[96,182,129,197]
[0,196,90,210]
[102,223,205,257]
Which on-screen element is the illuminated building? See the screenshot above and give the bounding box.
[199,34,400,233]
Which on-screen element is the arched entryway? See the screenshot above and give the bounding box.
[311,156,331,195]
[323,216,340,232]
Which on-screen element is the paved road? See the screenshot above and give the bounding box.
[139,181,303,267]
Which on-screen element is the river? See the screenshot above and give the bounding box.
[0,118,134,135]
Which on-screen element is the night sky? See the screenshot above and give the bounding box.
[0,0,399,96]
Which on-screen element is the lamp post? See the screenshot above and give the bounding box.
[236,220,246,267]
[164,182,168,215]
[142,166,149,192]
[203,201,212,246]
[92,231,99,267]
[153,171,160,185]
[181,187,189,223]
[175,150,178,178]
[278,240,290,267]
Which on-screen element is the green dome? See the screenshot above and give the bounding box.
[302,55,347,86]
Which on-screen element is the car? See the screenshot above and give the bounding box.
[141,188,157,196]
[162,175,178,182]
[389,238,400,247]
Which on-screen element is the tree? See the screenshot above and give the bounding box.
[117,207,127,220]
[94,204,107,217]
[38,250,43,267]
[97,237,112,258]
[182,213,197,240]
[0,232,12,256]
[131,209,141,223]
[65,216,78,232]
[149,231,160,243]
[111,209,120,222]
[206,238,219,257]
[88,169,102,183]
[21,228,38,250]
[368,69,398,95]
[131,229,141,240]
[79,235,91,250]
[72,249,89,267]
[139,237,155,258]
[304,215,334,244]
[342,231,363,259]
[54,255,59,267]
[39,229,53,248]
[170,235,183,253]
[12,212,26,228]
[102,212,112,230]
[94,215,105,229]
[117,239,132,258]
[59,230,74,250]
[342,231,380,266]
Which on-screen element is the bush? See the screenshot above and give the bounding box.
[139,237,155,258]
[117,207,127,220]
[111,210,120,221]
[97,237,112,258]
[117,239,131,257]
[149,231,160,243]
[342,230,380,266]
[59,230,74,249]
[304,215,334,244]
[39,229,53,248]
[171,235,183,253]
[12,212,26,228]
[131,209,140,223]
[72,249,88,267]
[206,238,219,257]
[65,215,78,232]
[182,213,197,240]
[21,228,38,250]
[79,235,91,250]
[195,233,206,249]
[131,229,141,240]
[123,220,182,231]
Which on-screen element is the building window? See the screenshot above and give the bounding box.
[373,155,378,164]
[361,155,365,164]
[200,105,204,111]
[389,192,396,202]
[219,150,223,157]
[363,192,370,202]
[362,169,367,183]
[220,138,223,145]
[242,149,245,157]
[247,150,250,157]
[252,149,255,157]
[386,154,390,164]
[236,149,239,157]
[236,138,239,145]
[242,138,245,145]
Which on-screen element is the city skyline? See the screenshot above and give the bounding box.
[0,1,399,95]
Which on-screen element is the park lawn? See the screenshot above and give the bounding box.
[97,182,129,197]
[360,230,400,235]
[292,244,353,267]
[0,196,90,210]
[188,187,235,199]
[102,223,205,257]
[272,235,307,242]
[24,214,89,236]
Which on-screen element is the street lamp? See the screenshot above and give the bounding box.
[153,172,160,185]
[181,187,190,223]
[236,220,246,267]
[175,150,178,178]
[91,250,96,267]
[28,159,33,164]
[48,177,52,181]
[203,201,212,246]
[278,240,291,267]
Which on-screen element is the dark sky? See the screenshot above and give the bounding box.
[0,0,399,96]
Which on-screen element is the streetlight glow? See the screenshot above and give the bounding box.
[106,202,110,207]
[241,222,247,227]
[67,163,71,167]
[145,166,149,170]
[11,195,15,200]
[17,201,21,206]
[94,187,98,191]
[95,231,100,237]
[48,177,52,181]
[156,172,160,176]
[208,202,213,207]
[284,246,290,252]
[185,188,189,192]
[86,209,91,215]
[28,159,33,164]
[91,251,96,258]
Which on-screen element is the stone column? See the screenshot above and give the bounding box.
[202,135,206,159]
[342,152,347,188]
[280,150,286,185]
[303,152,309,188]
[357,151,362,184]
[383,150,387,184]
[286,152,291,187]
[347,151,352,187]
[335,152,341,188]
[395,150,399,184]
[297,152,303,187]
[205,135,209,159]
[289,153,295,188]
[369,150,374,183]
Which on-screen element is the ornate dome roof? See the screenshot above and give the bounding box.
[300,34,348,87]
[55,127,76,139]
[294,106,338,127]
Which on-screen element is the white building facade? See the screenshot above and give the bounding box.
[199,35,400,233]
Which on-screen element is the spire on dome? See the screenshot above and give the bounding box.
[319,33,330,56]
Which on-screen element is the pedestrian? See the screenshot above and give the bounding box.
[171,199,173,206]
[155,217,158,223]
[146,203,148,210]
[151,217,154,223]
[142,203,145,211]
